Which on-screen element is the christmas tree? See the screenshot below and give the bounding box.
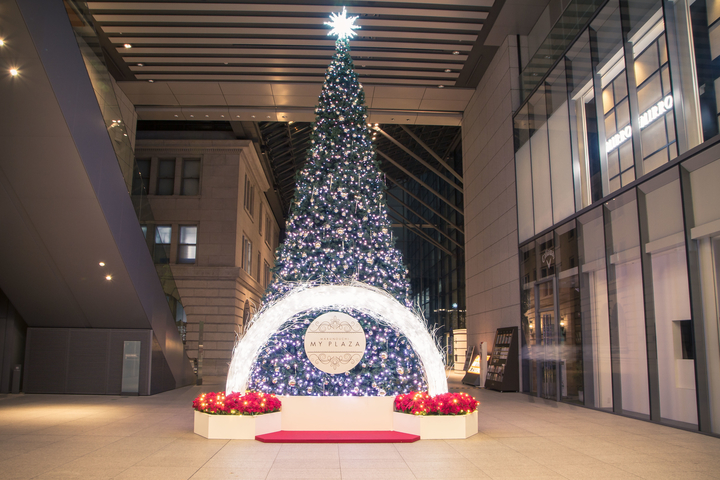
[246,8,429,396]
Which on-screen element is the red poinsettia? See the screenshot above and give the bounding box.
[394,391,479,416]
[193,391,281,415]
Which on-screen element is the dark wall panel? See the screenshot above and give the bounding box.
[24,329,69,394]
[24,327,153,394]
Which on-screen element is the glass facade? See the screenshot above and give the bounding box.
[514,0,720,434]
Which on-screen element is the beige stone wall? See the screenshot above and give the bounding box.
[461,36,522,355]
[136,139,278,377]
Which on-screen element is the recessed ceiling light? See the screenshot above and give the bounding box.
[452,51,460,55]
[444,69,451,73]
[105,275,112,281]
[124,44,132,49]
[288,120,294,125]
[236,115,240,117]
[174,114,179,117]
[99,262,105,266]
[251,115,256,118]
[438,85,445,88]
[221,114,224,117]
[137,63,144,67]
[267,115,271,118]
[0,40,4,46]
[148,79,154,83]
[10,68,18,76]
[190,115,194,117]
[205,114,209,117]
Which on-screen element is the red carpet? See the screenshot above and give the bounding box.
[256,431,420,443]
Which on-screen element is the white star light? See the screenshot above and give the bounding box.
[325,7,360,40]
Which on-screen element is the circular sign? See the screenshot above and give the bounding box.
[304,312,366,374]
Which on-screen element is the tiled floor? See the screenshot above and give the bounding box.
[1,374,719,479]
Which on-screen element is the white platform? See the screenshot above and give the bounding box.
[392,411,478,439]
[279,396,395,431]
[194,411,281,439]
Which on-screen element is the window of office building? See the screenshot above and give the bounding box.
[154,225,172,264]
[242,235,252,275]
[181,158,200,195]
[259,204,263,236]
[244,175,255,218]
[178,225,197,264]
[263,260,271,288]
[157,158,175,195]
[265,214,271,245]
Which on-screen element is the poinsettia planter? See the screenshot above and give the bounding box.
[393,411,478,439]
[194,411,282,439]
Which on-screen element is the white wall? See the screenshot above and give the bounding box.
[462,36,522,358]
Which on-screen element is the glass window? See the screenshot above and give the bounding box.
[578,207,613,410]
[639,169,697,426]
[555,221,582,404]
[604,190,650,418]
[568,31,602,208]
[547,62,577,224]
[530,88,553,234]
[132,158,150,195]
[263,260,271,288]
[265,214,271,245]
[686,156,720,434]
[244,174,255,218]
[520,241,537,395]
[259,204,263,236]
[181,158,200,196]
[154,225,171,264]
[242,235,252,274]
[515,104,535,242]
[157,158,175,195]
[632,19,677,174]
[178,225,197,264]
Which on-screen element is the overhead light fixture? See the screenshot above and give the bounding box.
[444,69,451,73]
[251,115,256,118]
[105,275,113,281]
[452,51,460,55]
[10,68,18,76]
[98,262,105,267]
[137,63,143,67]
[174,114,179,117]
[221,114,224,117]
[288,120,294,125]
[438,85,445,88]
[148,79,154,83]
[0,40,4,46]
[205,114,209,117]
[124,43,132,49]
[190,114,194,117]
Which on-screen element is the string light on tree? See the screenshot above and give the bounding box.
[245,8,430,397]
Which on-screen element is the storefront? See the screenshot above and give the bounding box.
[514,0,720,434]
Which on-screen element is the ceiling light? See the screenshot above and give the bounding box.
[236,115,240,117]
[124,44,132,49]
[174,114,179,117]
[0,40,4,46]
[452,51,460,55]
[105,275,113,281]
[251,115,256,118]
[205,114,209,117]
[137,63,143,67]
[438,85,445,88]
[266,115,271,118]
[98,262,105,267]
[444,69,451,73]
[190,115,194,117]
[288,120,294,125]
[10,68,18,76]
[148,79,154,83]
[221,114,224,117]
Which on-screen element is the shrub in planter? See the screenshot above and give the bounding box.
[394,391,478,415]
[193,391,281,415]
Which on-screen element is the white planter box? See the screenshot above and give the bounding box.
[194,411,282,439]
[393,411,478,439]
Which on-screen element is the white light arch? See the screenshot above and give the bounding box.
[226,284,448,396]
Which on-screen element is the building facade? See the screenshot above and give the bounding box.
[134,139,280,378]
[464,0,720,435]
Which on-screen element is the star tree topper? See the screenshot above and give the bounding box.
[325,7,360,40]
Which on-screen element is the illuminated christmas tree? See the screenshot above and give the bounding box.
[247,8,428,396]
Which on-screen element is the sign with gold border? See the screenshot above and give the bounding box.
[304,312,366,374]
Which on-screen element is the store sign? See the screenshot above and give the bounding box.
[304,312,366,374]
[606,95,674,152]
